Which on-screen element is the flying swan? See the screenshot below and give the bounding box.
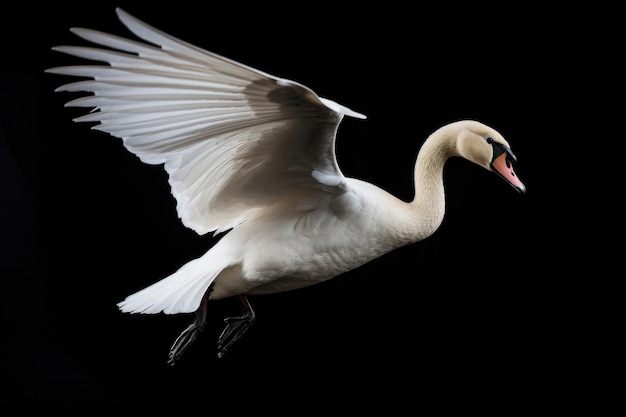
[47,8,526,364]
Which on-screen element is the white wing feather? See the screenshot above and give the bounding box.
[47,7,366,236]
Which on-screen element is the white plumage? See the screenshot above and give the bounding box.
[47,8,525,362]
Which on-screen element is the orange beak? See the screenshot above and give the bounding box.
[490,147,526,194]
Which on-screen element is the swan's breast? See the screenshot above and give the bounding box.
[243,228,392,295]
[241,192,412,294]
[212,180,433,297]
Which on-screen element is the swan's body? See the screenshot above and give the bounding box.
[47,8,525,362]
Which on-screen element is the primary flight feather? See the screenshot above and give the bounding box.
[47,8,525,363]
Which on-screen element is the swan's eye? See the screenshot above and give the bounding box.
[485,136,494,144]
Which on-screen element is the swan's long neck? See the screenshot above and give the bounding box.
[408,131,458,238]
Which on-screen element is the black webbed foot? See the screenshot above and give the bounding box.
[167,297,208,366]
[216,295,256,359]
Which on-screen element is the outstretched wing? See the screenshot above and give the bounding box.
[47,8,366,235]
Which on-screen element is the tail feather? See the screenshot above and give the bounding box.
[117,254,225,315]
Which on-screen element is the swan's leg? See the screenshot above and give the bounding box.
[167,293,210,366]
[216,295,256,359]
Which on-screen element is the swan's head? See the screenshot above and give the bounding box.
[454,120,526,194]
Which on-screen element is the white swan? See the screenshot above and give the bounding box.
[47,8,526,363]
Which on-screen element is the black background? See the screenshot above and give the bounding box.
[1,1,618,414]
